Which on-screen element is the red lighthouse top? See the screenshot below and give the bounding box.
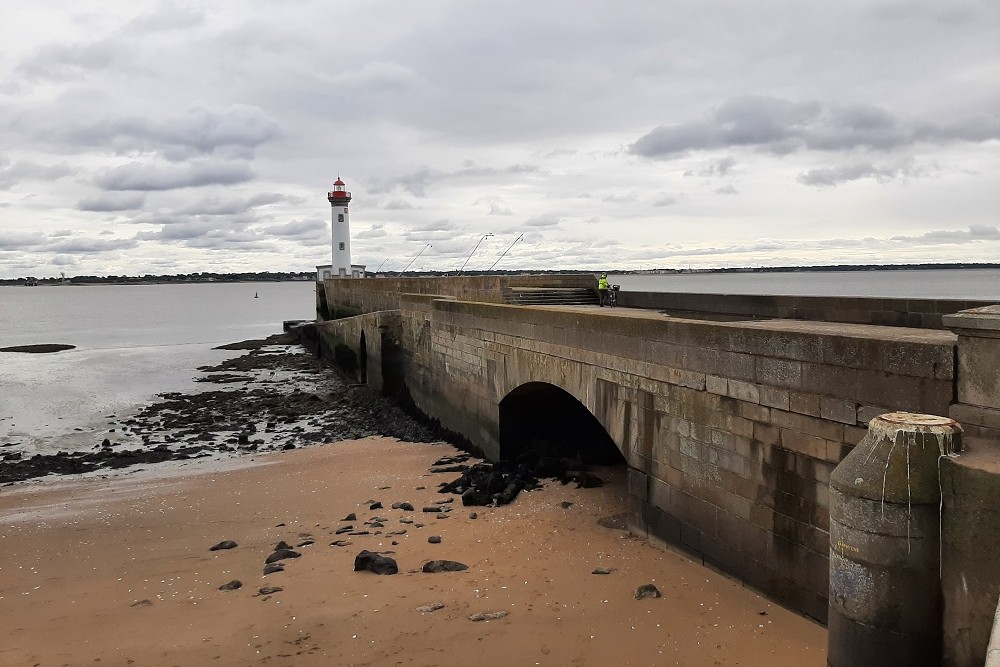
[328,177,352,203]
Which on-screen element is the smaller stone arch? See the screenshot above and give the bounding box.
[499,381,625,465]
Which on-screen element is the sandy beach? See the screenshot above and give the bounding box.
[0,437,826,666]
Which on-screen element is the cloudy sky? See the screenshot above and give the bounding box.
[1,0,998,278]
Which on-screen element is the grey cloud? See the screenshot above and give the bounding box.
[321,61,424,90]
[77,192,146,212]
[797,162,917,187]
[602,193,637,204]
[51,229,73,237]
[125,3,205,34]
[409,220,457,233]
[95,161,255,191]
[0,157,74,187]
[368,162,542,197]
[265,219,327,239]
[17,39,124,80]
[51,254,82,266]
[525,213,562,228]
[48,238,138,253]
[489,203,513,216]
[51,105,279,161]
[173,192,301,216]
[714,185,739,195]
[0,231,48,248]
[891,225,1000,244]
[631,96,1000,159]
[684,156,737,178]
[356,224,388,239]
[653,195,678,207]
[383,199,415,210]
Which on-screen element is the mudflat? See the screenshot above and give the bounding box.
[0,437,826,666]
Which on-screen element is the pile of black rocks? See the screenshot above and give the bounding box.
[433,450,604,507]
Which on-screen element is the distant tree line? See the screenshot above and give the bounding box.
[4,262,998,286]
[1,271,315,286]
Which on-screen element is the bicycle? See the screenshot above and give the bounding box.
[608,284,620,307]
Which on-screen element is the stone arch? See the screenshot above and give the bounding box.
[498,381,625,465]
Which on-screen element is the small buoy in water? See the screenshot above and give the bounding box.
[254,292,259,298]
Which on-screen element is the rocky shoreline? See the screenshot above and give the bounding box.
[0,333,445,484]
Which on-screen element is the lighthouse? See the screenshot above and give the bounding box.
[328,177,352,277]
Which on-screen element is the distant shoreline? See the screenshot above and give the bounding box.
[3,263,999,286]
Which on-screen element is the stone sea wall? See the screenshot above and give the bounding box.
[315,288,956,622]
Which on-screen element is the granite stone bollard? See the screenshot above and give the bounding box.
[828,412,962,667]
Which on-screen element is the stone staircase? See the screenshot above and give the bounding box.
[503,286,600,306]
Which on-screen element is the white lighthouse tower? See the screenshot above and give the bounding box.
[328,177,352,277]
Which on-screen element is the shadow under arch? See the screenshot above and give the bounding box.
[499,382,626,465]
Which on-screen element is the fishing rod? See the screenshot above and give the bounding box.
[488,233,523,271]
[459,233,494,272]
[401,243,432,274]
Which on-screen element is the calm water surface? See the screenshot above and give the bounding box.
[0,282,317,455]
[610,268,1000,299]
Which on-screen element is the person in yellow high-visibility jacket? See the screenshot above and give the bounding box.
[597,273,610,307]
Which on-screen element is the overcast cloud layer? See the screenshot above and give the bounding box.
[1,0,998,278]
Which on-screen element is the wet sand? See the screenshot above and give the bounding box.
[0,437,826,666]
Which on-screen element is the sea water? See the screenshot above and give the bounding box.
[609,268,1000,299]
[0,282,317,455]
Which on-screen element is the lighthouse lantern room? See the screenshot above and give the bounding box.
[327,177,353,277]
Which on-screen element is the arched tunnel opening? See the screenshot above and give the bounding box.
[499,382,627,468]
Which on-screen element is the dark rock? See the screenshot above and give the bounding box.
[274,541,292,551]
[494,483,521,506]
[560,501,573,509]
[264,549,301,564]
[354,550,398,575]
[258,586,283,595]
[469,610,508,621]
[571,471,604,488]
[422,560,468,573]
[416,602,445,612]
[335,526,353,534]
[282,443,295,450]
[296,539,315,548]
[469,512,478,519]
[422,506,442,513]
[461,488,490,507]
[330,540,351,547]
[218,580,242,591]
[428,535,442,544]
[634,584,661,599]
[342,513,357,521]
[592,567,613,575]
[130,599,153,607]
[263,563,284,575]
[399,502,414,511]
[369,501,383,510]
[210,540,238,551]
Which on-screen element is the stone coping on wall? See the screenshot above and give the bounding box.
[617,291,996,330]
[428,298,956,352]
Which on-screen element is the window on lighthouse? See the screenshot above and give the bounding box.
[339,242,345,250]
[338,214,344,222]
